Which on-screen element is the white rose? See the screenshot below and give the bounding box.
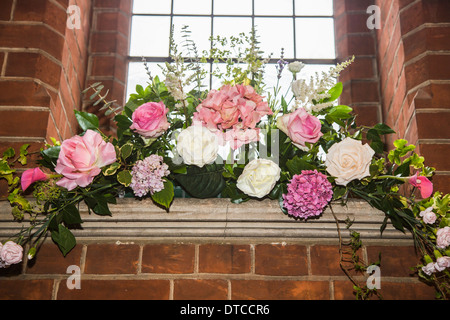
[237,159,281,198]
[288,61,305,74]
[325,137,375,186]
[176,125,218,167]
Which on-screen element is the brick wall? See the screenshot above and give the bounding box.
[85,0,131,135]
[374,0,450,194]
[0,0,92,196]
[0,242,436,300]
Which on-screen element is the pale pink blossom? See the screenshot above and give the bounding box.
[436,226,450,249]
[435,256,450,272]
[422,262,436,276]
[130,101,170,138]
[55,130,116,191]
[419,207,437,224]
[0,241,23,267]
[277,107,323,149]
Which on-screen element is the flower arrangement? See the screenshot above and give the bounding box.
[0,28,449,299]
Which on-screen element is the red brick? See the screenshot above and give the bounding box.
[26,243,83,274]
[350,81,380,103]
[142,244,195,274]
[420,144,450,171]
[376,282,436,300]
[95,11,130,36]
[366,246,419,277]
[255,244,307,276]
[428,174,450,195]
[403,26,450,64]
[0,81,52,107]
[0,24,65,61]
[231,280,330,300]
[6,52,62,90]
[351,105,380,127]
[14,0,67,35]
[0,280,54,300]
[84,244,140,274]
[416,112,450,140]
[339,57,376,84]
[173,279,228,300]
[95,0,132,13]
[0,0,13,21]
[199,244,251,274]
[90,55,127,81]
[57,279,170,300]
[310,245,365,277]
[90,32,129,56]
[405,55,450,90]
[0,109,50,137]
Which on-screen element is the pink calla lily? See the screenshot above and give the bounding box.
[21,168,48,191]
[409,172,433,199]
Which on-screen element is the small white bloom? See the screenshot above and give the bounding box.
[288,61,305,74]
[435,256,450,272]
[422,262,436,276]
[176,125,219,168]
[237,159,281,198]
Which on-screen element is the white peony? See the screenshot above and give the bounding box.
[176,125,219,168]
[236,159,281,198]
[325,137,375,186]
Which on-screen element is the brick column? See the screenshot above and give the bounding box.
[375,0,450,193]
[0,0,92,196]
[334,0,382,127]
[85,0,132,135]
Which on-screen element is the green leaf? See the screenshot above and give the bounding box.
[51,224,76,256]
[74,110,99,131]
[326,82,343,102]
[114,114,133,130]
[102,162,120,176]
[117,170,132,187]
[286,156,315,175]
[373,123,395,135]
[120,143,133,160]
[18,144,29,165]
[175,163,226,199]
[61,204,83,225]
[0,159,14,175]
[2,147,15,160]
[151,180,174,209]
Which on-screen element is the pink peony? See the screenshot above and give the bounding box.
[55,130,116,191]
[409,172,433,199]
[21,167,49,191]
[193,84,272,149]
[130,101,170,138]
[0,241,23,267]
[282,170,333,220]
[277,107,323,150]
[436,226,450,249]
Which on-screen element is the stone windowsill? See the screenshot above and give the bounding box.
[0,198,413,244]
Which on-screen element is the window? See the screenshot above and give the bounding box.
[127,0,336,99]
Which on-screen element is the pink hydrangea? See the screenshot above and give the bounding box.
[193,84,272,149]
[130,155,170,197]
[282,170,333,220]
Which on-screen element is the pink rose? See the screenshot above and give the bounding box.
[422,262,436,276]
[21,167,49,191]
[419,207,437,224]
[277,107,323,149]
[130,101,170,138]
[0,241,23,267]
[55,130,116,191]
[436,226,450,249]
[409,172,433,199]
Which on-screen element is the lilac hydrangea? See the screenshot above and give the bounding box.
[130,155,170,197]
[282,170,333,220]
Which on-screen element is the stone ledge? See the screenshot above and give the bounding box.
[0,198,413,243]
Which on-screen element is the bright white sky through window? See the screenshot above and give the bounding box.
[127,0,336,99]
